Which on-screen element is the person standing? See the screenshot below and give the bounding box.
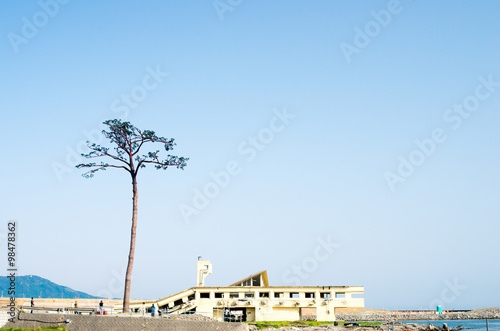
[151,304,155,318]
[30,297,34,314]
[99,300,104,314]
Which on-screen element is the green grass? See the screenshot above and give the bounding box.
[248,320,382,329]
[0,327,68,331]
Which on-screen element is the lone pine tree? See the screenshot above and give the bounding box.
[76,119,188,312]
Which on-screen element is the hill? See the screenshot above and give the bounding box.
[0,275,99,299]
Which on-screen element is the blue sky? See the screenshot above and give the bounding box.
[1,0,499,310]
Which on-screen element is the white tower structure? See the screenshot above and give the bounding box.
[196,256,212,287]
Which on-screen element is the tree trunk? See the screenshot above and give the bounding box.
[123,175,138,312]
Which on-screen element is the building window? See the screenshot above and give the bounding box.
[320,292,331,299]
[290,292,299,299]
[259,292,269,298]
[305,292,315,299]
[230,293,239,299]
[200,292,210,299]
[214,292,223,299]
[335,292,345,298]
[244,293,254,298]
[252,276,261,286]
[274,292,284,298]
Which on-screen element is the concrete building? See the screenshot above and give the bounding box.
[140,258,364,322]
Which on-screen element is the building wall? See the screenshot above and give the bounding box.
[266,307,300,321]
[177,286,364,322]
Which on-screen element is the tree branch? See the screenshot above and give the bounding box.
[76,162,130,178]
[77,119,188,179]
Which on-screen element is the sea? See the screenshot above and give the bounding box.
[396,320,500,331]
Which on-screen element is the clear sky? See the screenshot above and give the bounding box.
[1,0,499,310]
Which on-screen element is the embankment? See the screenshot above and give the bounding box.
[2,312,248,331]
[336,308,500,321]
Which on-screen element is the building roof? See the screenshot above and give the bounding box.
[228,270,269,287]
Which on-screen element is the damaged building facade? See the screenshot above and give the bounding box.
[135,258,364,322]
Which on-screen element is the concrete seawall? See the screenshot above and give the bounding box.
[3,312,249,331]
[336,308,500,321]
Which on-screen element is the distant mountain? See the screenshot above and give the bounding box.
[0,275,99,299]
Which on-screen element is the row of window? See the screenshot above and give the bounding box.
[198,292,345,299]
[237,276,261,287]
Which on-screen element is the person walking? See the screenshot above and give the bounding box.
[30,297,34,314]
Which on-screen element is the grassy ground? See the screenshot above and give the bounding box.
[0,327,68,331]
[249,320,382,329]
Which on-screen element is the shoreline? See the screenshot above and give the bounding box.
[335,308,500,321]
[249,319,499,331]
